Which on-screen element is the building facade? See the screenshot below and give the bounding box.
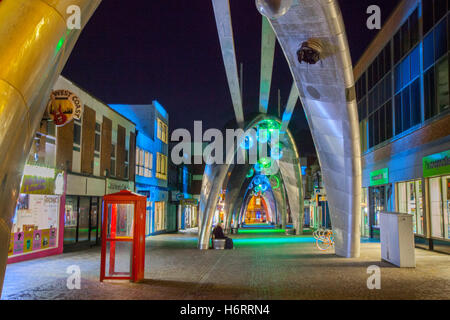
[109,102,174,236]
[8,76,137,262]
[354,0,450,253]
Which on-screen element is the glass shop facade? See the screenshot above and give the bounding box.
[356,0,450,253]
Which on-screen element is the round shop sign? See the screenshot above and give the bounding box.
[46,90,82,127]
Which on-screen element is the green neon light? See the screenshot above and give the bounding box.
[233,236,315,245]
[270,175,280,189]
[246,168,254,178]
[238,229,285,234]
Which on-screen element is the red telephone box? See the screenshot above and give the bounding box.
[100,190,146,282]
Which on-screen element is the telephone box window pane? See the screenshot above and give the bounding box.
[104,241,132,277]
[107,204,134,238]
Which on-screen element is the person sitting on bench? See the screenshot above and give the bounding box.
[212,223,226,239]
[212,223,233,249]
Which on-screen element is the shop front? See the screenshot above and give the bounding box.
[64,174,106,250]
[423,150,450,254]
[136,184,168,236]
[178,198,198,230]
[8,164,65,263]
[368,168,395,239]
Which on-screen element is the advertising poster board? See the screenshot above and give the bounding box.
[49,227,57,247]
[13,232,24,255]
[41,229,50,249]
[23,231,33,253]
[33,230,42,250]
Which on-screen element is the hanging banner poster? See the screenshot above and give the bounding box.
[33,230,42,250]
[23,231,33,253]
[49,227,57,247]
[13,232,24,254]
[8,234,14,256]
[41,229,50,249]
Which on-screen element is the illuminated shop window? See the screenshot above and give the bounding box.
[135,148,153,178]
[155,201,166,231]
[157,118,168,144]
[156,152,168,180]
[397,180,424,236]
[429,175,450,240]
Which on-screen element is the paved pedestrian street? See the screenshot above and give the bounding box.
[2,231,450,300]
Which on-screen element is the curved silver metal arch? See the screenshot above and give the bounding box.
[268,0,362,257]
[198,114,304,249]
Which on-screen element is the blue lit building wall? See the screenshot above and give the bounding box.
[109,101,169,235]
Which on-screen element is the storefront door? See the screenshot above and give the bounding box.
[369,184,394,238]
[90,197,100,245]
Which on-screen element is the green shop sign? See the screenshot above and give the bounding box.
[423,150,450,178]
[370,168,389,186]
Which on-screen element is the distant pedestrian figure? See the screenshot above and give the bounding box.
[212,223,226,239]
[212,223,233,249]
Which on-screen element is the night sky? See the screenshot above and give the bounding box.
[63,0,400,138]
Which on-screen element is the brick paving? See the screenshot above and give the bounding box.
[2,231,450,300]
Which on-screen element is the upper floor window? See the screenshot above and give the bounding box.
[156,152,168,180]
[94,122,101,153]
[73,120,81,145]
[157,118,168,144]
[136,147,152,178]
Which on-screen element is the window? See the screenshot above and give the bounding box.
[157,119,168,144]
[73,121,81,145]
[409,8,420,48]
[155,201,166,231]
[435,0,447,24]
[410,46,420,81]
[423,0,434,35]
[397,180,424,235]
[402,87,411,131]
[110,144,116,176]
[156,152,168,180]
[425,67,438,119]
[380,104,387,143]
[424,31,435,71]
[429,175,450,239]
[385,100,393,140]
[135,148,153,178]
[394,31,402,65]
[47,121,56,137]
[94,122,101,153]
[395,93,402,135]
[124,149,129,179]
[410,78,422,126]
[401,21,410,57]
[401,55,410,88]
[435,19,448,61]
[437,57,450,112]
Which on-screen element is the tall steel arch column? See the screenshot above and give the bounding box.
[0,0,101,295]
[268,0,362,257]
